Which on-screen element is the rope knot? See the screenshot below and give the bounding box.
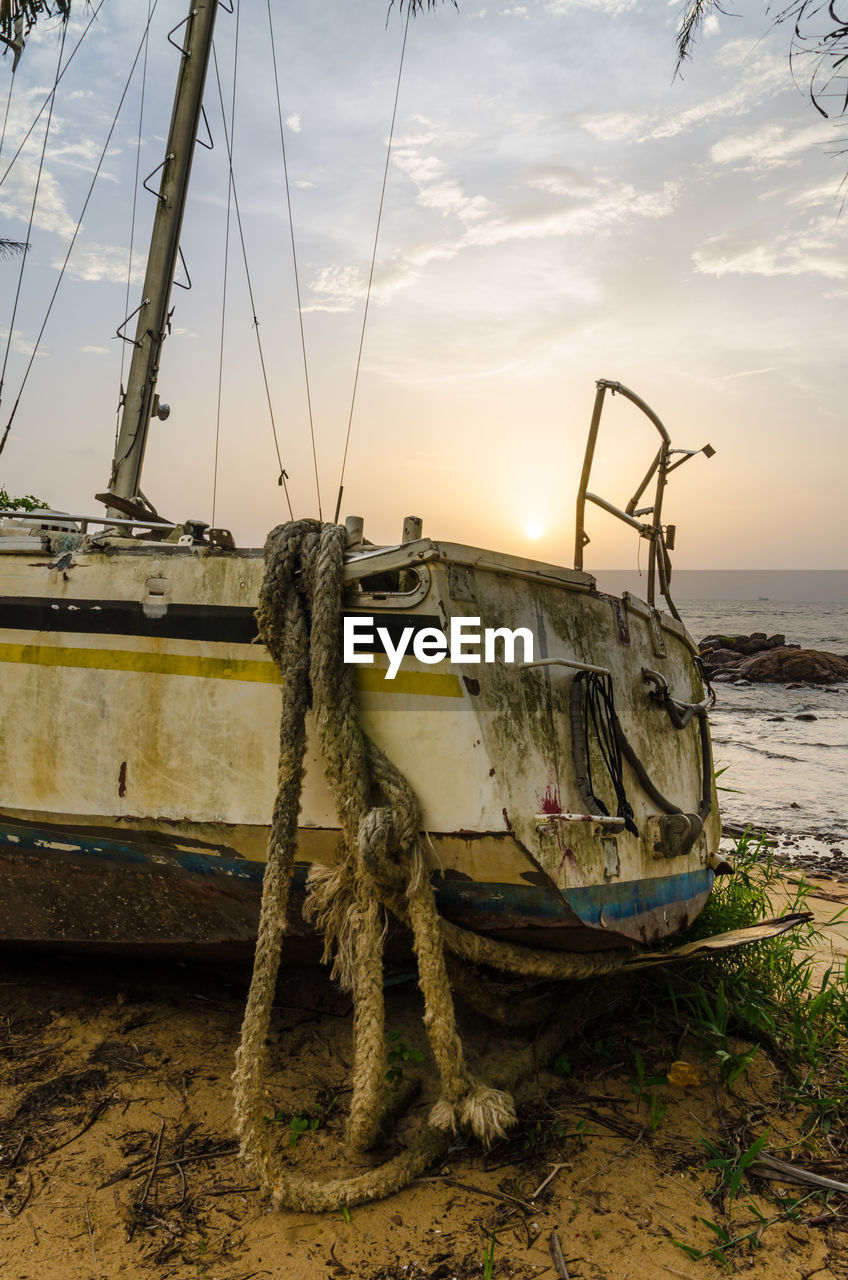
[232,517,625,1211]
[358,806,407,893]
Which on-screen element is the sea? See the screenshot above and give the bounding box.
[594,571,848,878]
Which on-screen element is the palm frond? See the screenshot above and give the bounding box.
[778,0,848,120]
[0,237,29,259]
[675,1,848,124]
[387,1,459,15]
[674,0,731,76]
[0,1,71,50]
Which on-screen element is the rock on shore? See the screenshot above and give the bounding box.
[699,631,848,684]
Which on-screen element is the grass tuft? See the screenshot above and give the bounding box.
[665,829,848,1122]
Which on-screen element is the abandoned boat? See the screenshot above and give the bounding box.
[0,0,725,959]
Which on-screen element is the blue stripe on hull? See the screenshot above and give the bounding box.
[565,869,714,927]
[0,819,712,946]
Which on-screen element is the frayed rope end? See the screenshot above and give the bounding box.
[428,1085,516,1145]
[460,1085,516,1145]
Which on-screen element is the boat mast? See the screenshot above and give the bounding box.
[105,0,218,515]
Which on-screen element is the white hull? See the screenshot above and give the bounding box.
[0,524,719,953]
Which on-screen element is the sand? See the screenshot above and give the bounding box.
[0,873,846,1280]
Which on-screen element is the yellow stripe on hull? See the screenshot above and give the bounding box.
[0,641,464,697]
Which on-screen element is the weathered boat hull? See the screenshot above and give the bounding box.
[0,527,719,955]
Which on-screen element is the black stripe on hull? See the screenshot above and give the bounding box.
[0,597,441,651]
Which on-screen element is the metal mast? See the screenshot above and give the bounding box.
[104,0,218,516]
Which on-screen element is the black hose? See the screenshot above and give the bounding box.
[570,670,713,840]
[572,671,638,835]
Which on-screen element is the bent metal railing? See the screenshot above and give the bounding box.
[574,379,714,619]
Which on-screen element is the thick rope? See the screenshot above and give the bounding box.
[233,518,629,1210]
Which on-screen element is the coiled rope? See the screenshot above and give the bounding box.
[233,519,629,1211]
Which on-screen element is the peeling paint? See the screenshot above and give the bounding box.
[0,535,718,952]
[556,846,577,877]
[539,779,562,815]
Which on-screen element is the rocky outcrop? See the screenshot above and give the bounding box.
[699,632,848,685]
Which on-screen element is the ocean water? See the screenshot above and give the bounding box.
[675,598,848,872]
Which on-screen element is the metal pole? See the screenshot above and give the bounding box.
[646,441,669,607]
[106,0,218,510]
[574,381,608,571]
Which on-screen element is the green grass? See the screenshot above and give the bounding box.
[643,830,848,1264]
[482,1231,497,1280]
[664,829,848,1119]
[385,1029,425,1084]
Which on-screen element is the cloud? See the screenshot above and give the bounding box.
[710,121,837,170]
[715,366,775,381]
[304,264,368,312]
[0,160,77,238]
[80,345,110,355]
[545,0,636,14]
[788,182,845,210]
[0,153,139,284]
[416,180,491,223]
[580,112,643,144]
[393,146,489,223]
[524,165,595,197]
[1,86,112,180]
[304,172,679,311]
[286,113,302,134]
[0,328,43,357]
[392,150,447,186]
[581,45,789,144]
[48,138,107,170]
[305,107,682,313]
[693,218,848,279]
[461,180,680,250]
[59,241,143,285]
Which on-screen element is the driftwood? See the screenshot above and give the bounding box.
[549,1230,571,1280]
[750,1153,848,1194]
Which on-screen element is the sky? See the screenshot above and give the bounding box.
[0,0,846,569]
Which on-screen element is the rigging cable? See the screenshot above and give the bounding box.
[0,21,66,425]
[0,0,161,458]
[211,42,294,521]
[210,1,239,530]
[332,3,412,525]
[0,65,13,160]
[0,0,107,193]
[114,0,154,455]
[266,0,321,520]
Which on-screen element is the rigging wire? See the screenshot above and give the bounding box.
[211,42,294,522]
[0,0,161,458]
[210,0,239,529]
[114,0,153,454]
[332,2,412,525]
[266,0,321,520]
[0,0,107,193]
[0,67,13,161]
[0,22,66,424]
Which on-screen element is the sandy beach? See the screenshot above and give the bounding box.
[1,863,846,1280]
